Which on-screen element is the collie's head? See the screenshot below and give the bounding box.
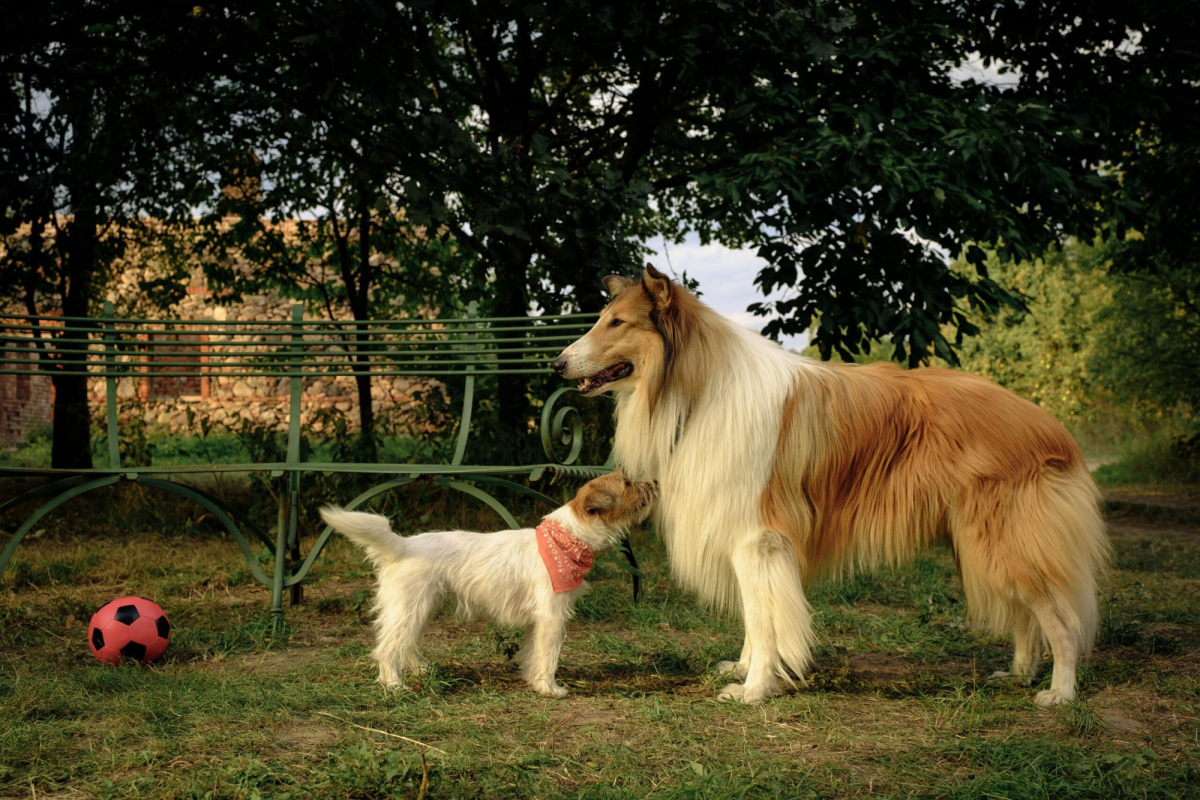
[554,472,657,550]
[553,264,713,411]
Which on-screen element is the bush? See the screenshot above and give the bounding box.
[1093,432,1200,485]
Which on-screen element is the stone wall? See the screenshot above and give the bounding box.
[90,373,438,436]
[84,286,445,437]
[3,221,445,446]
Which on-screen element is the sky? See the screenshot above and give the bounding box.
[643,233,808,350]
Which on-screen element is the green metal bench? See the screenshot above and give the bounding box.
[0,302,611,613]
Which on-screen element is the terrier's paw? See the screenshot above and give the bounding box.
[714,660,748,679]
[1034,688,1075,708]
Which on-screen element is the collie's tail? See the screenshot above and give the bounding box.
[319,506,406,567]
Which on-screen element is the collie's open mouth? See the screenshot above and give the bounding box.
[579,362,633,394]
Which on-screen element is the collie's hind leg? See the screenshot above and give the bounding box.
[1028,596,1082,707]
[719,531,813,704]
[989,608,1042,686]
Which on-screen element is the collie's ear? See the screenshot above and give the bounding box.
[642,263,673,309]
[602,274,636,296]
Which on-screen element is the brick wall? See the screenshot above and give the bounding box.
[0,341,52,450]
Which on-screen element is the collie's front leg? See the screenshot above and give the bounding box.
[714,638,750,680]
[718,531,813,704]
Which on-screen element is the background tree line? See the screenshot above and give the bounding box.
[2,0,1196,468]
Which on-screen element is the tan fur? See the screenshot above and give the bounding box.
[574,266,729,415]
[559,265,1109,706]
[761,362,1106,642]
[567,472,657,528]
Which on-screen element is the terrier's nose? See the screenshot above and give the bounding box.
[551,356,568,374]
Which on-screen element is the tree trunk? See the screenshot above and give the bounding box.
[51,103,98,470]
[353,359,375,450]
[353,200,376,454]
[492,238,532,435]
[330,200,377,457]
[51,223,98,470]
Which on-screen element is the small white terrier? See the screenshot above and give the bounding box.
[319,473,656,698]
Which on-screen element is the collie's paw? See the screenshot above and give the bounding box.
[717,683,747,702]
[988,670,1033,687]
[714,660,748,679]
[1034,688,1075,708]
[717,682,777,705]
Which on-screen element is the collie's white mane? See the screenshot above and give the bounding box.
[615,310,811,615]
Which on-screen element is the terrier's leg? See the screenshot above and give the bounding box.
[372,570,439,688]
[514,625,537,668]
[522,615,569,698]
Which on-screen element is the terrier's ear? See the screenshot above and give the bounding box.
[602,275,636,296]
[642,263,673,309]
[581,485,616,516]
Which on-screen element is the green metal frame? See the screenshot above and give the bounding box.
[0,302,611,614]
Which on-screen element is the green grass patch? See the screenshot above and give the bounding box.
[0,481,1198,796]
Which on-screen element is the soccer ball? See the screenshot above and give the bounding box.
[88,596,171,665]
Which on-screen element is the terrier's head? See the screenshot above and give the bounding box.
[562,472,657,550]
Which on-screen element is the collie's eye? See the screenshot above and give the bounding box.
[609,318,623,328]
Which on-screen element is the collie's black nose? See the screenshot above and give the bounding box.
[551,356,568,374]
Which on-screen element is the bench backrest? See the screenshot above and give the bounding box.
[0,301,599,470]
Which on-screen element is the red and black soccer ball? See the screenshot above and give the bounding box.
[88,596,171,665]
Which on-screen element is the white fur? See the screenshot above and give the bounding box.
[319,503,629,698]
[605,322,821,702]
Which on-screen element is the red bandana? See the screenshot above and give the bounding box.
[536,519,595,592]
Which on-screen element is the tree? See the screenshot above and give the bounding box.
[200,1,1192,384]
[195,129,464,451]
[8,1,1197,456]
[950,237,1198,428]
[950,241,1119,425]
[1,3,211,468]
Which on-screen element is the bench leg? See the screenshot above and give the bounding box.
[271,491,288,617]
[287,472,302,606]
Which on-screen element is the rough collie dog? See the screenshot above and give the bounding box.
[552,265,1108,708]
[319,473,656,697]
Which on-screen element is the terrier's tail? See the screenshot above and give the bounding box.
[319,506,406,567]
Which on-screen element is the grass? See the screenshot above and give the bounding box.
[1,479,1199,797]
[1093,430,1200,487]
[0,423,435,472]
